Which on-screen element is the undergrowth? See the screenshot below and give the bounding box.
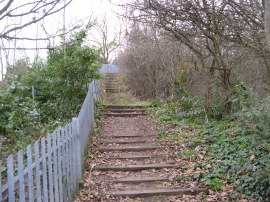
[148,86,270,201]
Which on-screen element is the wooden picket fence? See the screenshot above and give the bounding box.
[0,80,99,202]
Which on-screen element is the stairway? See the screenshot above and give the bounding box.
[103,105,146,117]
[76,72,208,201]
[88,113,208,201]
[104,73,121,93]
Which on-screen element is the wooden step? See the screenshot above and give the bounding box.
[104,79,119,82]
[107,155,156,160]
[101,134,156,138]
[105,88,120,91]
[104,79,119,81]
[105,82,120,84]
[104,86,119,88]
[106,154,173,160]
[105,82,119,84]
[107,108,145,113]
[104,77,120,79]
[105,90,120,92]
[112,176,169,184]
[94,163,179,171]
[104,112,145,117]
[108,188,209,198]
[103,105,146,109]
[99,139,148,144]
[98,145,163,152]
[105,87,119,90]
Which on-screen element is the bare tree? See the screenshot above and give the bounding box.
[0,0,73,40]
[224,0,270,86]
[90,17,121,64]
[124,0,237,108]
[266,0,270,51]
[0,0,77,79]
[117,25,191,99]
[120,0,270,113]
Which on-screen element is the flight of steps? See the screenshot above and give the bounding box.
[85,72,208,200]
[90,111,208,200]
[103,73,121,94]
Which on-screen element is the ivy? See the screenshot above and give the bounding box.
[149,85,270,200]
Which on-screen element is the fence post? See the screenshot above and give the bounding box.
[17,150,25,202]
[73,118,82,181]
[7,155,15,202]
[57,129,64,202]
[66,124,72,201]
[0,161,2,202]
[46,135,54,202]
[34,141,42,202]
[52,133,59,201]
[70,121,76,196]
[41,138,48,202]
[26,146,34,202]
[65,124,71,201]
[61,127,68,201]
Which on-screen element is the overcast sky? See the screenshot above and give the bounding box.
[2,0,127,69]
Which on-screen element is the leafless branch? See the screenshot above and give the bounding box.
[0,0,73,40]
[4,24,82,41]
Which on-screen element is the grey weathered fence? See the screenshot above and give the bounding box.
[0,80,99,202]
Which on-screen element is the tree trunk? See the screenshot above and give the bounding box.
[265,0,270,51]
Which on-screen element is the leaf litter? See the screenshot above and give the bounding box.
[75,116,229,202]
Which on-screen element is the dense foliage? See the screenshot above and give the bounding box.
[0,30,100,156]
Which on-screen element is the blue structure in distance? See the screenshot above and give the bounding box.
[99,64,120,74]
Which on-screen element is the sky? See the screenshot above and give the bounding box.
[0,0,128,78]
[30,0,125,56]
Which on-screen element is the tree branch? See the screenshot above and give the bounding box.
[0,0,73,39]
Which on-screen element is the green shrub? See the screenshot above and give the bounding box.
[0,28,100,155]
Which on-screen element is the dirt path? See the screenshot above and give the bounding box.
[75,109,210,201]
[75,73,211,201]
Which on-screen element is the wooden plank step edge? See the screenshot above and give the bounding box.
[104,113,146,117]
[103,105,146,108]
[106,112,146,115]
[104,112,145,115]
[106,155,173,160]
[108,188,209,198]
[98,145,164,152]
[94,163,179,171]
[99,140,148,144]
[107,109,146,112]
[112,176,169,183]
[106,155,156,160]
[100,135,156,139]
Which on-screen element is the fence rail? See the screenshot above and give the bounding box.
[0,80,99,202]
